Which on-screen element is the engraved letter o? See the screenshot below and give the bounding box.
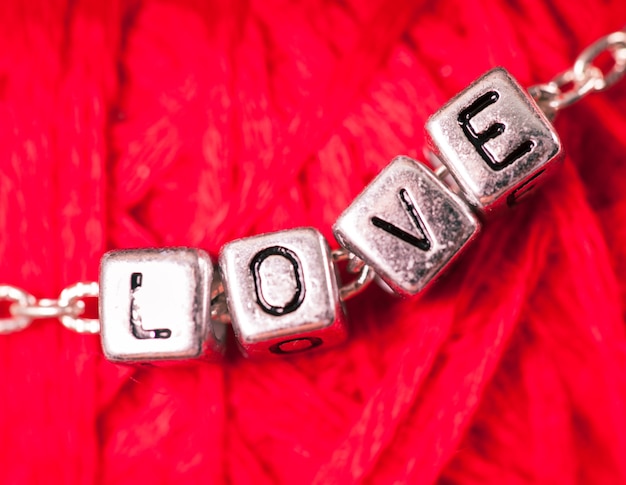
[250,246,306,316]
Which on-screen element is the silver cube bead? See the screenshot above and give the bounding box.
[333,156,480,296]
[219,228,346,357]
[100,248,222,362]
[426,67,562,213]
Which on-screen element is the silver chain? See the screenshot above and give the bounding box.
[529,29,626,119]
[0,282,100,335]
[3,28,626,336]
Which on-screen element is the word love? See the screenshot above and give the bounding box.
[99,68,562,362]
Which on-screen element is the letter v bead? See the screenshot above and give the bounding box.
[334,156,480,296]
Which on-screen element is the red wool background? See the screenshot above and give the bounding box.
[1,0,626,483]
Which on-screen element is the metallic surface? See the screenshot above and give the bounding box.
[11,298,75,320]
[219,227,346,357]
[427,68,562,212]
[1,283,100,334]
[331,248,375,300]
[100,248,219,362]
[530,29,626,118]
[0,285,36,333]
[574,30,626,92]
[528,65,601,116]
[333,156,480,296]
[58,282,101,334]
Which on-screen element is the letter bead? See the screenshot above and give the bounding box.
[426,67,562,212]
[219,228,346,357]
[333,156,480,296]
[100,248,222,362]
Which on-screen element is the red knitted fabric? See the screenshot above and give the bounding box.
[1,1,626,483]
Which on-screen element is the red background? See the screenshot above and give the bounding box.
[1,0,626,483]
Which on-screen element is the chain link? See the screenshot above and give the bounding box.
[0,285,37,334]
[529,28,626,119]
[58,282,101,334]
[332,248,376,301]
[210,279,232,325]
[0,282,100,335]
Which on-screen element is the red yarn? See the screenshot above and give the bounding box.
[1,1,626,483]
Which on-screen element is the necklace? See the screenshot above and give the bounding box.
[1,28,625,362]
[2,3,626,483]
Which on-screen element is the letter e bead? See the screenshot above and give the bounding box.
[219,228,346,357]
[427,67,562,212]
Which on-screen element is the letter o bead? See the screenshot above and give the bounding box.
[427,67,562,213]
[99,248,224,363]
[218,228,347,357]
